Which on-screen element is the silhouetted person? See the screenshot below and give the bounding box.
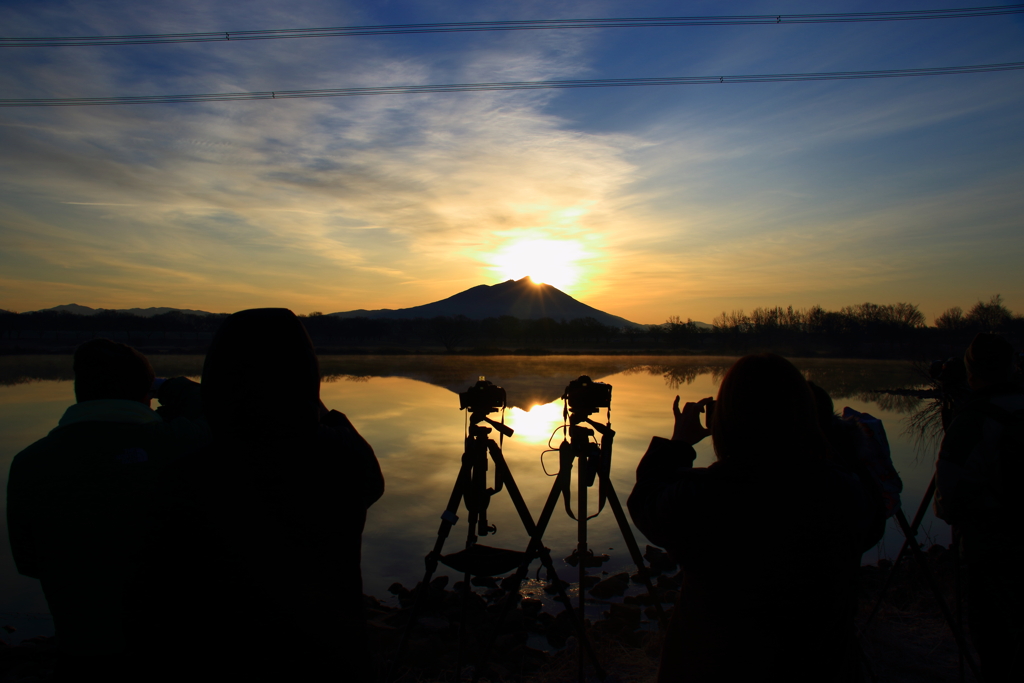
[808,381,889,545]
[934,333,1023,681]
[127,308,384,681]
[628,354,877,683]
[6,339,206,681]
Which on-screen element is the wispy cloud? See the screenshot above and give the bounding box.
[1,0,1022,321]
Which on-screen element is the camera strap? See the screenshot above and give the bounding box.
[558,437,611,521]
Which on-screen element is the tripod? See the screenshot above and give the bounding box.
[483,376,667,683]
[862,476,980,681]
[862,379,979,681]
[387,379,602,683]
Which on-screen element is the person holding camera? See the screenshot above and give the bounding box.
[126,309,384,681]
[6,339,207,681]
[627,354,877,682]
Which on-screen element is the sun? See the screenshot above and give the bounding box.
[487,239,587,291]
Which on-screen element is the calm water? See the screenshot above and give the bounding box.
[0,355,943,643]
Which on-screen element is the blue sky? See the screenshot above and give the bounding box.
[1,0,1022,324]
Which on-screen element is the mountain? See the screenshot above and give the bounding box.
[330,277,643,328]
[30,304,219,317]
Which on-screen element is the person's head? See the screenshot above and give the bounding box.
[202,308,320,439]
[73,338,155,404]
[806,381,835,430]
[711,354,826,464]
[964,332,1015,389]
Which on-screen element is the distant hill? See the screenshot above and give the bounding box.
[30,304,219,317]
[330,277,643,329]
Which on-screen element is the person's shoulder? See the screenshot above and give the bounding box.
[9,432,59,474]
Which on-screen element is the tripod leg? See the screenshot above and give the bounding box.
[577,441,588,683]
[386,455,473,683]
[597,473,667,628]
[864,475,938,630]
[894,509,982,681]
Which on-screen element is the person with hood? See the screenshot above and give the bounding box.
[6,338,206,681]
[128,309,384,681]
[627,354,877,682]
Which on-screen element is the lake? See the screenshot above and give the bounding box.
[0,355,944,643]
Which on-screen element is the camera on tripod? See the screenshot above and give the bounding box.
[459,377,506,414]
[562,375,611,415]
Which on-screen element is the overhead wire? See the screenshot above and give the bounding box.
[2,62,1022,108]
[2,4,1023,47]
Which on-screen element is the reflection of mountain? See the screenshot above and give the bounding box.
[1,354,925,412]
[330,277,642,328]
[319,356,644,409]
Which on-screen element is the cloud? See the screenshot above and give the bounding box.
[1,0,1022,321]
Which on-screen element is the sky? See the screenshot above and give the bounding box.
[1,1,1022,325]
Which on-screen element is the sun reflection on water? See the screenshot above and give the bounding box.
[504,401,565,444]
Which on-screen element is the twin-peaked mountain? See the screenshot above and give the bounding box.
[330,277,641,328]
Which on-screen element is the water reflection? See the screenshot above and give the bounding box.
[504,403,565,445]
[0,355,948,641]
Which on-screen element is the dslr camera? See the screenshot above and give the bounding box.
[459,377,507,413]
[563,375,612,415]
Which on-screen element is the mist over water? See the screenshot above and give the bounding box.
[0,355,940,641]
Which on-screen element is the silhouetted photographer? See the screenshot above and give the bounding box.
[126,309,384,682]
[934,332,1023,681]
[628,354,878,683]
[6,339,208,681]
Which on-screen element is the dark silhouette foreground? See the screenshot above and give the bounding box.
[628,354,880,682]
[6,339,207,680]
[934,332,1023,681]
[126,309,384,681]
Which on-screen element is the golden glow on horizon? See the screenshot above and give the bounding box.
[487,239,588,291]
[504,401,564,444]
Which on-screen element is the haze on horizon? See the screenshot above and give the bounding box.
[1,1,1022,326]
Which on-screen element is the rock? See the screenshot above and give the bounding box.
[494,630,528,653]
[471,575,498,588]
[2,625,15,634]
[520,598,543,618]
[543,578,571,594]
[413,616,450,635]
[607,602,642,629]
[630,567,651,583]
[581,575,601,588]
[657,570,683,589]
[644,545,677,574]
[589,572,630,598]
[564,549,610,567]
[430,575,450,591]
[624,590,661,606]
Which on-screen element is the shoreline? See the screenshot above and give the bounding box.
[0,545,973,683]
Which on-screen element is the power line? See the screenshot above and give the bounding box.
[3,5,1023,47]
[3,62,1021,108]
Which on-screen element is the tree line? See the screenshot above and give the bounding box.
[1,295,1020,358]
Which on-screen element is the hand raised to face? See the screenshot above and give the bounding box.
[671,395,714,445]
